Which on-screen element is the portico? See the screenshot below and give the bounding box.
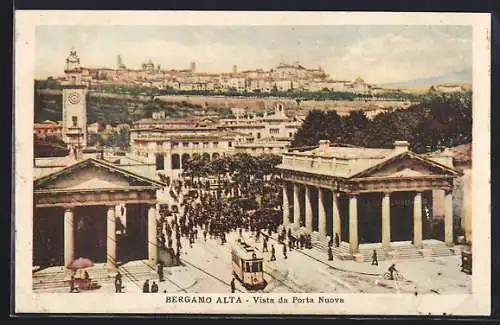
[278,140,461,256]
[33,158,165,275]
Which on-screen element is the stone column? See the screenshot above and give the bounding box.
[332,191,341,242]
[382,192,391,249]
[432,189,445,218]
[317,187,327,239]
[164,153,172,171]
[148,205,158,265]
[63,207,74,268]
[349,194,358,253]
[106,205,116,273]
[293,183,300,226]
[444,189,454,245]
[413,192,423,248]
[282,184,290,227]
[305,186,313,233]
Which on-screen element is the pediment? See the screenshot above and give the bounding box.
[34,158,164,191]
[350,152,460,179]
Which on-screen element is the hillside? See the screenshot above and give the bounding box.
[379,68,473,89]
[34,90,233,124]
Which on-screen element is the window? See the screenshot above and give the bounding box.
[156,141,163,147]
[245,262,251,272]
[228,141,232,147]
[193,142,199,148]
[270,128,280,135]
[172,142,179,149]
[256,133,261,139]
[251,262,260,273]
[183,142,189,148]
[289,132,293,138]
[72,116,78,127]
[213,142,219,148]
[203,142,209,148]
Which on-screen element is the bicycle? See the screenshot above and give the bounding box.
[383,270,403,281]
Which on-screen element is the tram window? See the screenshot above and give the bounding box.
[251,262,260,272]
[258,261,263,272]
[245,262,251,272]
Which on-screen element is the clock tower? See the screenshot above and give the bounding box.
[62,48,88,149]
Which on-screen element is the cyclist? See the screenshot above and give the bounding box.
[388,263,397,280]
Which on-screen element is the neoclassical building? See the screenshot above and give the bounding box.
[33,158,165,274]
[130,104,303,179]
[277,140,462,258]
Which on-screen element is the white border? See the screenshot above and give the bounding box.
[14,11,491,315]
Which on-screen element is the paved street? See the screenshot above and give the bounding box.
[33,227,471,295]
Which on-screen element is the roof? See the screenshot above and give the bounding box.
[231,240,263,260]
[423,143,472,163]
[278,145,462,179]
[34,157,165,190]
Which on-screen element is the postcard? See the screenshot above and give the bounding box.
[14,10,491,315]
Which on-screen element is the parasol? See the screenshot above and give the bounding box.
[67,257,95,270]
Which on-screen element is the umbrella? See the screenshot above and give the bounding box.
[67,257,94,270]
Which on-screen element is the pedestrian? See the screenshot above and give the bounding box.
[239,228,243,238]
[283,243,287,260]
[175,249,181,265]
[203,229,207,241]
[157,263,164,282]
[371,249,378,266]
[270,245,276,261]
[262,238,268,252]
[230,277,236,293]
[288,238,293,251]
[335,233,340,248]
[151,281,159,293]
[328,246,334,261]
[142,279,150,293]
[114,272,123,293]
[69,274,79,293]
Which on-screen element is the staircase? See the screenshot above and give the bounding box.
[308,233,455,262]
[32,261,159,291]
[423,239,455,257]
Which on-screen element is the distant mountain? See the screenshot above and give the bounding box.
[378,67,472,89]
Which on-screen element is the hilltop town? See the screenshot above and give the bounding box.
[40,51,470,96]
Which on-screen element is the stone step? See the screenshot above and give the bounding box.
[33,262,158,291]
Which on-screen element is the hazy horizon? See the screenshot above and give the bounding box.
[35,25,472,84]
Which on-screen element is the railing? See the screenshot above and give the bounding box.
[281,155,350,174]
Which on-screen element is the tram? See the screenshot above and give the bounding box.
[231,240,267,290]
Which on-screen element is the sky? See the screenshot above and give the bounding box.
[35,25,472,84]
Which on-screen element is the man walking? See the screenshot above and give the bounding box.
[114,272,123,293]
[270,245,276,261]
[283,243,287,260]
[157,263,164,282]
[371,249,378,266]
[262,237,268,252]
[230,277,236,293]
[328,246,334,261]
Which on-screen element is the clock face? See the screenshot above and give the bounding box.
[68,92,81,104]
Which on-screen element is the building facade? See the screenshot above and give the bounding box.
[33,158,165,274]
[129,103,303,178]
[278,140,462,260]
[34,120,63,139]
